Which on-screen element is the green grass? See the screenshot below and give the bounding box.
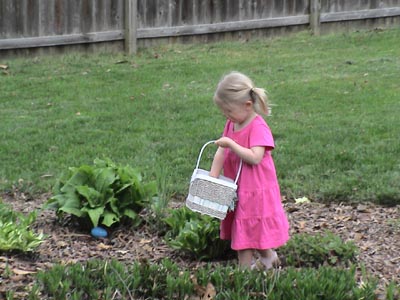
[1,28,399,204]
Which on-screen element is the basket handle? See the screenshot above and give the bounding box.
[195,140,243,184]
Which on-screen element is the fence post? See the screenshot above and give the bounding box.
[310,0,321,35]
[125,0,137,55]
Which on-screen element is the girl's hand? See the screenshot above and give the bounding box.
[215,137,234,148]
[208,170,220,178]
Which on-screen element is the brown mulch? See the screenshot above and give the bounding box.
[0,191,399,299]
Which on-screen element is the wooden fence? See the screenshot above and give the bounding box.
[1,0,400,55]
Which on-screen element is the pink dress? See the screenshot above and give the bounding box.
[220,115,290,250]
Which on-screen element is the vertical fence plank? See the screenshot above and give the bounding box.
[370,0,379,9]
[274,0,283,17]
[0,2,4,37]
[214,0,223,23]
[192,0,198,24]
[251,0,257,20]
[266,0,275,18]
[168,0,175,26]
[125,0,137,55]
[95,0,104,31]
[299,0,309,14]
[90,0,97,32]
[5,0,17,38]
[81,0,90,33]
[288,0,295,15]
[238,0,244,20]
[45,0,55,36]
[26,0,38,37]
[38,0,47,36]
[226,0,239,21]
[54,0,63,34]
[257,0,266,19]
[282,0,287,16]
[145,0,156,27]
[102,0,109,31]
[63,0,71,34]
[181,0,193,25]
[15,1,24,36]
[70,0,81,34]
[137,0,145,28]
[310,0,321,35]
[201,0,210,24]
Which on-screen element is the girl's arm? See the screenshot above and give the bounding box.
[209,146,224,177]
[215,137,265,165]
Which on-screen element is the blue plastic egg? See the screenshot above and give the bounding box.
[91,226,108,238]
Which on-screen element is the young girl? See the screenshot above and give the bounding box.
[209,71,289,269]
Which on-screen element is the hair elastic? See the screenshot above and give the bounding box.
[250,87,256,98]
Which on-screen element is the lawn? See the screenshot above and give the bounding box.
[0,28,399,204]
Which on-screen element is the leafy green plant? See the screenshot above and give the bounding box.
[0,201,45,253]
[30,259,379,300]
[280,232,358,268]
[164,207,232,260]
[31,259,194,300]
[196,263,377,300]
[33,261,101,300]
[163,206,195,238]
[130,258,194,299]
[45,158,156,229]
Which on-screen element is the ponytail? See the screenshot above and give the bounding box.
[250,87,270,116]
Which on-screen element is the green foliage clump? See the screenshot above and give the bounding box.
[197,264,377,300]
[30,259,194,300]
[280,231,358,267]
[27,259,378,300]
[45,158,156,229]
[130,259,193,299]
[164,207,232,260]
[0,200,45,253]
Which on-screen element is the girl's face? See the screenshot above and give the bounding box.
[218,100,254,125]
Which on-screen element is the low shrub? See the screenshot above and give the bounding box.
[0,200,44,253]
[279,231,358,267]
[164,207,232,260]
[45,158,156,229]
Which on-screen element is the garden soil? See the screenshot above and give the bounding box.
[0,191,399,299]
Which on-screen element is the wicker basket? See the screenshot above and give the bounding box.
[186,140,242,220]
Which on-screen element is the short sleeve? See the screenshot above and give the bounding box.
[249,117,275,149]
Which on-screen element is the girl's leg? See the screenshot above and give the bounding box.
[237,249,254,268]
[256,249,279,269]
[257,249,275,258]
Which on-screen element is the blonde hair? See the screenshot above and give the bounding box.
[213,71,270,115]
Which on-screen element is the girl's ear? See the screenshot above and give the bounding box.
[245,100,253,109]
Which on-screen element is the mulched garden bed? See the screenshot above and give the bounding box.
[0,191,398,299]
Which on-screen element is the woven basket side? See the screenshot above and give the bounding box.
[189,178,237,206]
[186,200,227,220]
